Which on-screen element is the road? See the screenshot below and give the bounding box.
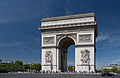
[0,73,120,78]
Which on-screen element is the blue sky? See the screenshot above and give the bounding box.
[0,0,120,69]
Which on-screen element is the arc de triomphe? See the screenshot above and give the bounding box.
[38,13,97,72]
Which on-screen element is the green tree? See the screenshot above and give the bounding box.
[0,64,10,73]
[117,70,120,73]
[103,68,111,72]
[14,60,23,66]
[96,70,102,73]
[111,68,118,73]
[13,60,26,71]
[23,64,30,69]
[30,64,34,70]
[0,60,41,72]
[30,63,41,71]
[35,63,41,71]
[68,66,74,71]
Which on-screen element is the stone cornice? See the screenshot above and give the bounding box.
[41,44,95,49]
[39,21,97,37]
[39,21,96,30]
[41,64,56,66]
[41,13,95,22]
[75,44,95,47]
[41,46,59,49]
[77,64,95,66]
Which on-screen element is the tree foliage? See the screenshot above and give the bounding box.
[30,63,41,71]
[103,69,111,72]
[0,60,41,73]
[23,64,30,69]
[96,70,102,73]
[15,60,23,66]
[68,66,74,71]
[102,68,120,73]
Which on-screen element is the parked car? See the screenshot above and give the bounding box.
[101,72,114,76]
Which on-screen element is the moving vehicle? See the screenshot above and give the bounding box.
[101,72,115,76]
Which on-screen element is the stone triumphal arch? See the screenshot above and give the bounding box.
[38,13,97,72]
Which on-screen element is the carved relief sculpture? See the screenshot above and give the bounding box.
[79,34,92,43]
[81,49,90,64]
[45,51,52,63]
[43,37,55,44]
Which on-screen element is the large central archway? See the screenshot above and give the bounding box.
[58,37,75,72]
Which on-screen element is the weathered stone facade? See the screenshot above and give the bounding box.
[38,13,97,72]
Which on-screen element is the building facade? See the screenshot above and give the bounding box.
[39,13,97,72]
[102,64,120,70]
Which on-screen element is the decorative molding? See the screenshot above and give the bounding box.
[41,13,95,22]
[75,44,95,47]
[68,33,77,40]
[40,26,94,37]
[39,22,96,30]
[56,33,77,44]
[77,65,95,66]
[79,34,92,43]
[41,46,59,49]
[43,37,55,44]
[42,65,56,66]
[41,17,94,26]
[56,34,66,43]
[81,49,90,64]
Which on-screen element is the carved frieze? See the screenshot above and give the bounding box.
[45,51,52,63]
[81,49,90,64]
[43,37,55,44]
[79,34,92,43]
[41,17,94,26]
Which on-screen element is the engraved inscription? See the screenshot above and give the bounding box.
[45,51,52,63]
[79,34,92,43]
[81,49,90,64]
[43,37,55,44]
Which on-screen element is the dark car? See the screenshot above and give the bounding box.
[101,72,115,76]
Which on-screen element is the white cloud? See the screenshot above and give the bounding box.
[108,36,120,43]
[96,32,109,42]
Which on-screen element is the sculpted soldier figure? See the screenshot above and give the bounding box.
[45,51,52,63]
[81,49,90,64]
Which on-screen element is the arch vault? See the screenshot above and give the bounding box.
[38,13,97,72]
